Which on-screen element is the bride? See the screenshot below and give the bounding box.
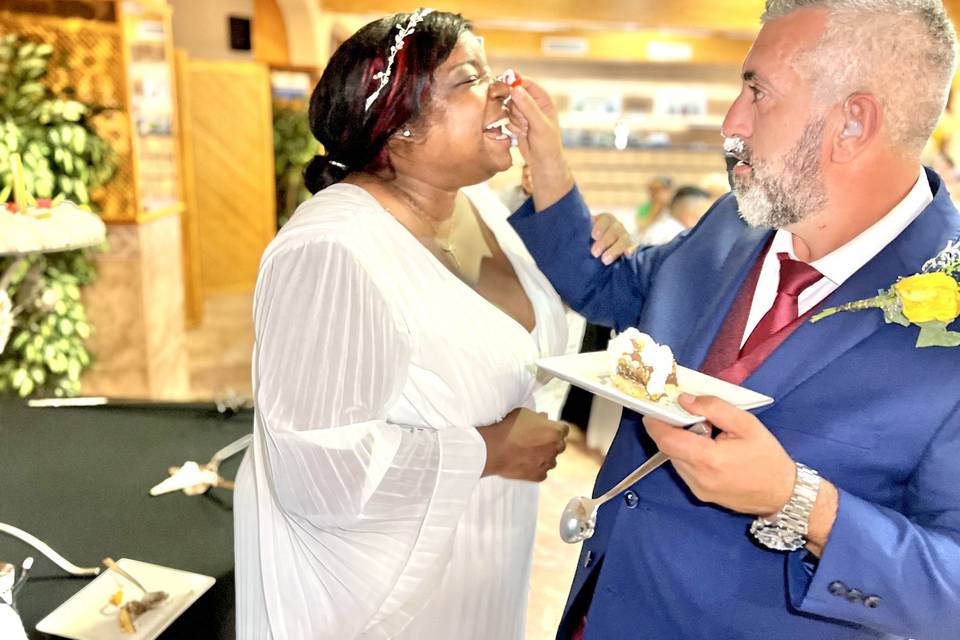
[233,9,630,639]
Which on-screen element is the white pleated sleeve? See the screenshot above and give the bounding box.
[249,239,487,639]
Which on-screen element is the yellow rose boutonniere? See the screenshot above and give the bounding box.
[812,239,960,348]
[893,272,960,324]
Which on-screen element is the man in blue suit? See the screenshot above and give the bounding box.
[505,1,960,639]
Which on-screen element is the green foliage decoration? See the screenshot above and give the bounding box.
[0,34,116,397]
[273,101,318,228]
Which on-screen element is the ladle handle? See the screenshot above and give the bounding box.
[589,421,711,508]
[593,452,669,507]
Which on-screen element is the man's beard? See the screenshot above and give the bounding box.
[733,116,828,229]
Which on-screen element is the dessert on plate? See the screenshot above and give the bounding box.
[607,328,678,402]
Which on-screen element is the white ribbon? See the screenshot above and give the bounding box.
[0,522,99,577]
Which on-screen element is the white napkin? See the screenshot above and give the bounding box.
[149,461,220,496]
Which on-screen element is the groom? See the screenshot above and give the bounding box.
[508,1,960,639]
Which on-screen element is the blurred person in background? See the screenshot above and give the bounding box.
[233,10,632,639]
[498,162,534,213]
[635,185,712,246]
[634,175,673,231]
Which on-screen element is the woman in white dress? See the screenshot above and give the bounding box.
[234,10,631,639]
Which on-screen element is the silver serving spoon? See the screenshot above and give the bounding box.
[559,421,711,543]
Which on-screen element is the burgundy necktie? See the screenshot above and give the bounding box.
[740,252,822,357]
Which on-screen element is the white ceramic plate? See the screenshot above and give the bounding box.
[35,559,214,640]
[537,350,774,426]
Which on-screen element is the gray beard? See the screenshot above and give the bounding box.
[733,117,828,229]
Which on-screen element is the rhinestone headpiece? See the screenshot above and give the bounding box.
[364,8,435,112]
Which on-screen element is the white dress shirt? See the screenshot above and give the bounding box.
[741,168,933,347]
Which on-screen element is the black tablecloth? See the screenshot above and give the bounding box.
[0,401,252,639]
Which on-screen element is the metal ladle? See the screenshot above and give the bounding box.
[559,421,711,544]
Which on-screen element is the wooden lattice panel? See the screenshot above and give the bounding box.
[181,60,276,294]
[0,9,138,221]
[0,1,116,22]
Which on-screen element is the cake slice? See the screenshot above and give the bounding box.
[607,328,678,402]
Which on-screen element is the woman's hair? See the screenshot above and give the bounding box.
[304,11,469,193]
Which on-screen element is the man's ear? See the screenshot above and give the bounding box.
[831,93,881,162]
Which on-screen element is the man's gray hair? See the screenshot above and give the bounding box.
[762,0,958,153]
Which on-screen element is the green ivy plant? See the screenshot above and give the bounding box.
[0,34,116,397]
[273,101,317,228]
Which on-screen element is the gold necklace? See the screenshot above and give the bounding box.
[386,183,461,268]
[433,233,460,269]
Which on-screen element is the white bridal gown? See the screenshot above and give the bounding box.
[234,182,568,639]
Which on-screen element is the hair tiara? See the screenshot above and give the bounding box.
[364,8,435,112]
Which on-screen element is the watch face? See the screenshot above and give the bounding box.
[753,525,804,552]
[780,531,804,551]
[755,529,786,551]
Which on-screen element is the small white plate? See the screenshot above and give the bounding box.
[35,559,214,640]
[537,351,773,426]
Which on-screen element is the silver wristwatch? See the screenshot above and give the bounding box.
[750,462,821,552]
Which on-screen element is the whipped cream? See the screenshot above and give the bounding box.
[607,328,676,398]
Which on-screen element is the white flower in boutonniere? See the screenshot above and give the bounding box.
[0,291,13,355]
[811,238,960,347]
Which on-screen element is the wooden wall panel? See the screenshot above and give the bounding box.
[178,59,276,296]
[253,0,290,65]
[173,49,203,326]
[321,0,766,34]
[480,28,753,65]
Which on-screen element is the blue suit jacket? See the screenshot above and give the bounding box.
[510,168,960,640]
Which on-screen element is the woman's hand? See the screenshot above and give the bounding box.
[479,408,570,481]
[591,213,637,265]
[506,79,574,211]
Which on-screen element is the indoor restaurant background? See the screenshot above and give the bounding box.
[3,1,960,638]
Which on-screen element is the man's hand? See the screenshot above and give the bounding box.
[644,394,838,556]
[507,80,573,210]
[591,213,637,265]
[643,394,796,517]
